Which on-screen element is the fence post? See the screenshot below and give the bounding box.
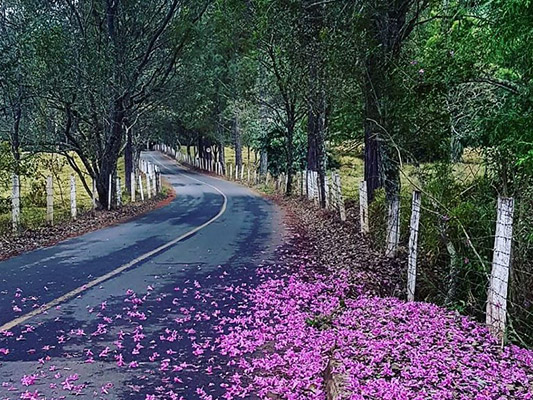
[107,174,112,211]
[151,168,157,195]
[92,179,97,210]
[138,175,145,201]
[325,175,331,209]
[70,175,77,219]
[240,164,244,181]
[11,174,20,231]
[407,191,422,302]
[116,177,122,207]
[335,173,346,222]
[130,172,136,202]
[146,172,151,199]
[312,171,318,203]
[46,176,54,225]
[359,181,369,234]
[486,197,514,341]
[385,195,400,257]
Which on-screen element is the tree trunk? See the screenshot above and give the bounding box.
[96,100,125,209]
[259,150,268,176]
[363,55,382,203]
[305,0,327,208]
[232,113,243,169]
[286,118,295,195]
[10,84,22,175]
[124,124,133,192]
[361,0,418,203]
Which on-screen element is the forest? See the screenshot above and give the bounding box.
[1,0,533,346]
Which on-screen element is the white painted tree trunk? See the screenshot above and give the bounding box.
[46,176,54,225]
[70,175,77,219]
[486,197,514,341]
[407,191,422,302]
[385,196,400,258]
[359,181,369,234]
[11,174,20,231]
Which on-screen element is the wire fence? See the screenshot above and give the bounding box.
[158,144,533,346]
[0,159,162,235]
[364,164,533,347]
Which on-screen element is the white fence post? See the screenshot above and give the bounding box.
[138,175,145,201]
[130,172,136,202]
[70,175,77,219]
[151,169,157,195]
[486,197,514,341]
[92,179,97,210]
[385,195,400,258]
[407,191,422,302]
[11,174,20,231]
[334,173,346,222]
[46,176,54,225]
[146,172,151,199]
[107,174,112,211]
[116,177,122,207]
[359,181,370,234]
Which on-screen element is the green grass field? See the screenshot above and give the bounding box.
[0,153,128,233]
[178,145,483,201]
[335,149,484,200]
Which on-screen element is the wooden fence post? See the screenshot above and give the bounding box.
[70,175,77,219]
[359,181,369,234]
[486,196,514,341]
[334,173,346,222]
[385,195,400,257]
[116,177,122,207]
[46,176,54,225]
[151,167,157,195]
[107,174,112,211]
[92,179,97,210]
[325,175,331,209]
[146,172,151,199]
[130,172,136,202]
[407,191,422,302]
[11,174,20,231]
[138,175,145,201]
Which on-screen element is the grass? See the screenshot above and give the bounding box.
[335,149,484,201]
[0,153,128,234]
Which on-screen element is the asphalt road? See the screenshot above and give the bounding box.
[0,151,282,399]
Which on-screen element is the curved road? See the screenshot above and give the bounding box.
[0,151,281,398]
